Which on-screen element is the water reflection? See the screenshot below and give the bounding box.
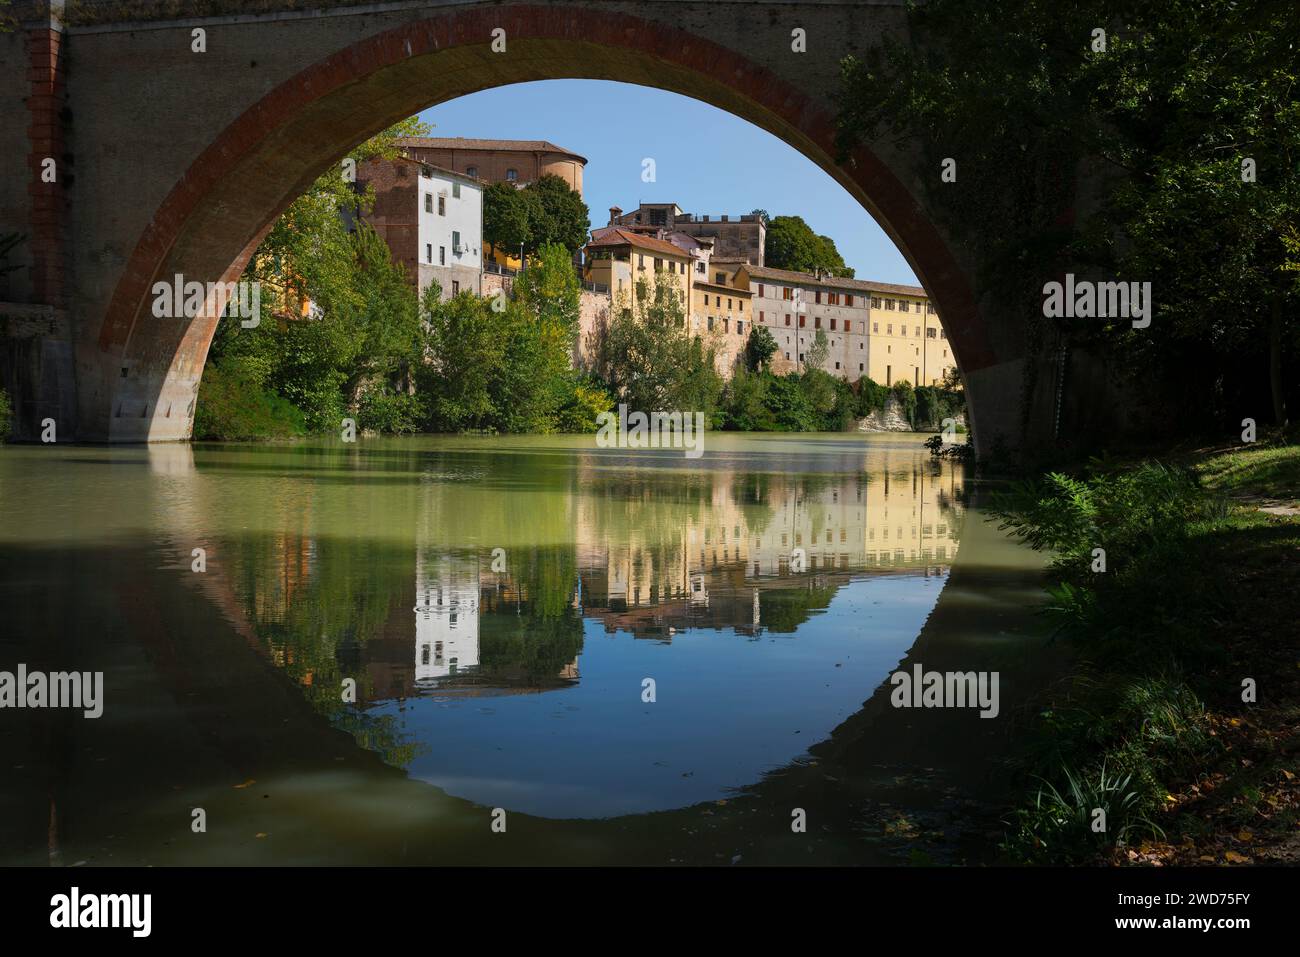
[191,437,967,817]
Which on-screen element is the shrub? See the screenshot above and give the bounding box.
[193,361,307,440]
[556,378,614,433]
[358,386,425,434]
[0,386,11,442]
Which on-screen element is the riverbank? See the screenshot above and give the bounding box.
[993,436,1300,865]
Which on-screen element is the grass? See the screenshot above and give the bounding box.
[995,439,1300,865]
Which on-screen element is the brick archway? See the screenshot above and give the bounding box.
[92,3,993,443]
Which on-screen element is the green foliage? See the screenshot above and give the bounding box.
[603,273,724,419]
[743,324,778,372]
[556,377,614,433]
[202,120,428,435]
[764,216,855,277]
[837,0,1300,433]
[483,175,590,259]
[854,376,889,416]
[192,361,307,440]
[0,386,11,442]
[358,387,425,435]
[420,245,583,434]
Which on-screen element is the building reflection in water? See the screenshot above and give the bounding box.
[414,552,481,683]
[228,453,965,707]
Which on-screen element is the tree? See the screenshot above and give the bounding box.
[483,181,533,260]
[744,325,778,372]
[526,174,590,253]
[484,174,590,259]
[750,208,771,226]
[837,0,1299,432]
[805,328,829,370]
[604,271,724,417]
[765,215,855,277]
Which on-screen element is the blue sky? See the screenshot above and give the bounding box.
[416,80,918,285]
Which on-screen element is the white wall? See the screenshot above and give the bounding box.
[416,170,482,282]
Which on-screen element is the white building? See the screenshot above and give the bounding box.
[415,165,483,301]
[414,552,481,682]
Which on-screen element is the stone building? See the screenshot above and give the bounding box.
[738,264,955,387]
[356,156,483,300]
[607,203,765,265]
[395,137,587,195]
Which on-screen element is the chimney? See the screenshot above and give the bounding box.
[608,205,622,225]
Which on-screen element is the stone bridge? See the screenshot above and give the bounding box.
[1,0,1086,450]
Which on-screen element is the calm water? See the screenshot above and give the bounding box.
[0,433,1049,865]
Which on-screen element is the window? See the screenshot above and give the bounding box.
[846,295,854,307]
[785,314,791,326]
[737,320,744,335]
[707,316,714,330]
[638,254,645,270]
[439,246,445,265]
[835,362,840,370]
[886,298,897,310]
[844,321,851,333]
[815,290,822,304]
[452,183,461,198]
[438,195,446,216]
[759,311,764,323]
[799,316,806,327]
[698,262,706,274]
[783,287,792,300]
[873,322,878,333]
[758,283,765,297]
[424,193,433,213]
[915,326,920,337]
[814,317,822,329]
[887,365,892,386]
[466,165,478,178]
[859,363,864,372]
[506,169,518,181]
[655,257,663,271]
[739,301,744,312]
[452,230,461,252]
[452,280,460,295]
[887,324,893,334]
[728,298,733,310]
[940,329,946,339]
[830,318,837,331]
[715,272,725,284]
[927,302,936,314]
[871,296,881,309]
[927,327,937,338]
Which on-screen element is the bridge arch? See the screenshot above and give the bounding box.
[77,3,1004,446]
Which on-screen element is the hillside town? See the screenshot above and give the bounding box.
[355,135,957,391]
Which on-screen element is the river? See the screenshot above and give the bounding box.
[0,432,1052,865]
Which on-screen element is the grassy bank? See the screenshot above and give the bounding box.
[993,436,1300,865]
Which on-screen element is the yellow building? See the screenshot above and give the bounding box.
[582,228,693,315]
[737,265,956,387]
[689,259,753,374]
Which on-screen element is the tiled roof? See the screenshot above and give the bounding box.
[586,227,690,257]
[396,137,587,164]
[742,263,927,298]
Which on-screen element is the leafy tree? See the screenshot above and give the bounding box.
[765,215,855,277]
[837,0,1300,432]
[484,174,590,259]
[750,208,771,226]
[419,284,507,431]
[526,174,590,253]
[483,181,534,260]
[604,272,724,417]
[805,328,830,370]
[744,325,779,371]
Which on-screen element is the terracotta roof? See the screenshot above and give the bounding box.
[585,227,691,258]
[396,137,588,164]
[741,264,927,299]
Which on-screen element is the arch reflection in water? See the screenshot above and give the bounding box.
[214,436,967,818]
